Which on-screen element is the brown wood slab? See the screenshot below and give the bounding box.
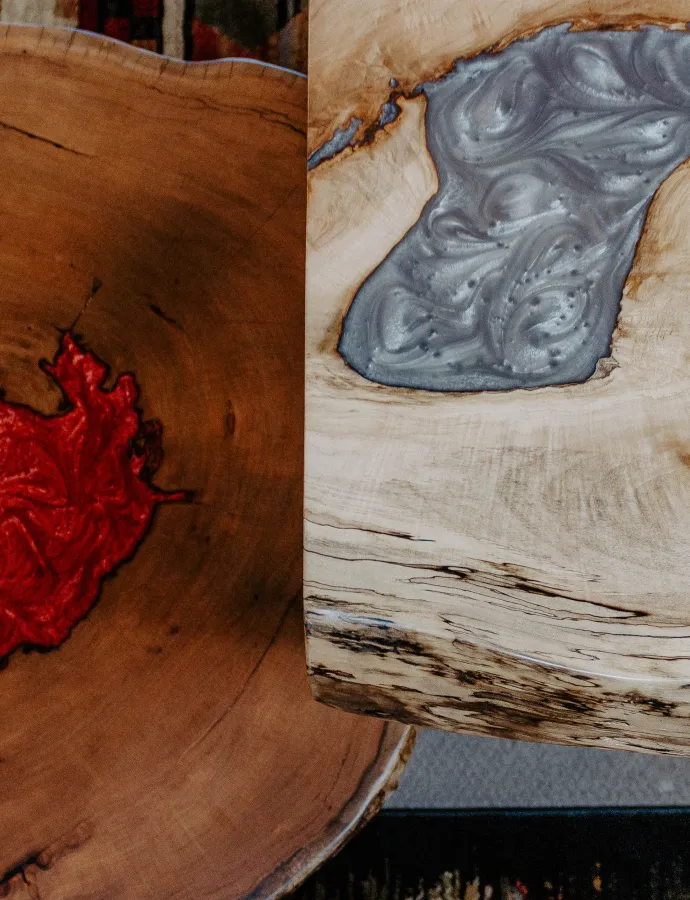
[305,0,690,753]
[0,26,411,900]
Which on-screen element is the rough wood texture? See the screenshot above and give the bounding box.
[0,27,411,900]
[305,0,690,753]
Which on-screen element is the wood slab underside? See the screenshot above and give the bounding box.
[0,27,411,900]
[305,0,690,753]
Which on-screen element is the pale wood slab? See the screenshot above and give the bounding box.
[305,0,690,753]
[0,27,411,900]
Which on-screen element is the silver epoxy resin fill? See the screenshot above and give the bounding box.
[338,25,690,391]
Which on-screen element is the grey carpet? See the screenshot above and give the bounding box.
[386,729,690,808]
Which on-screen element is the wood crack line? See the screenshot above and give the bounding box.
[0,120,92,157]
[141,86,306,137]
[0,822,93,897]
[69,277,103,332]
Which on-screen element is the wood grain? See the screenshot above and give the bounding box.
[305,0,690,753]
[0,26,411,900]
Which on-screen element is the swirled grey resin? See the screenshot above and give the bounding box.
[338,25,690,391]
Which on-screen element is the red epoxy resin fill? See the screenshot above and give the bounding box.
[0,334,184,658]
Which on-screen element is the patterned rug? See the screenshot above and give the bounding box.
[5,0,307,69]
[78,0,308,66]
[79,0,163,52]
[294,810,690,900]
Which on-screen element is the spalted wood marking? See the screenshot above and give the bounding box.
[305,0,690,753]
[0,27,411,900]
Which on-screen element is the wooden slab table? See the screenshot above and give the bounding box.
[0,27,411,899]
[305,0,690,754]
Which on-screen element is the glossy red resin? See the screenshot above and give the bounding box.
[0,334,183,658]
